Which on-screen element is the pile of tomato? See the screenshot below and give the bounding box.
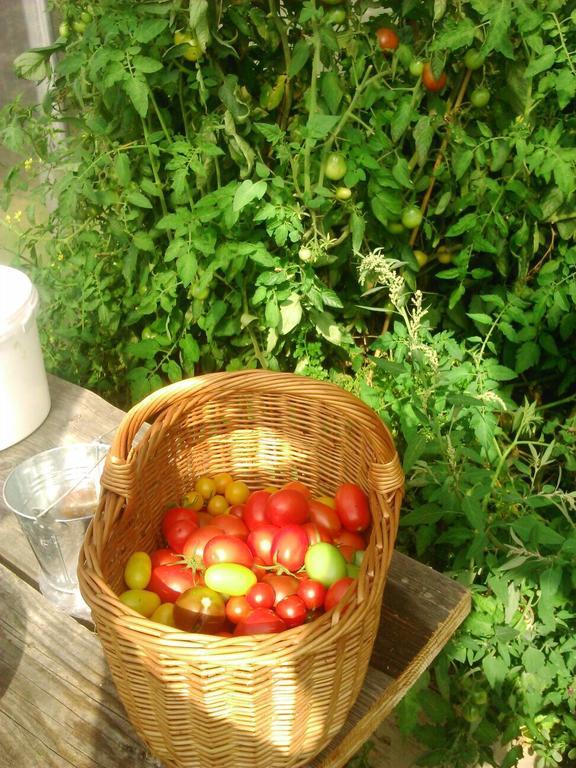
[119,474,371,637]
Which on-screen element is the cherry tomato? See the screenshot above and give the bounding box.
[324,577,355,612]
[150,603,176,627]
[282,480,311,498]
[214,514,248,540]
[303,522,333,546]
[333,530,366,550]
[401,206,423,230]
[203,535,254,569]
[148,564,200,603]
[276,595,307,628]
[195,475,216,500]
[150,548,180,568]
[335,186,352,201]
[181,490,204,510]
[207,494,229,515]
[205,563,257,596]
[173,30,203,63]
[470,87,490,108]
[323,152,347,181]
[309,499,341,534]
[464,49,485,70]
[271,525,309,572]
[414,249,428,268]
[212,472,233,493]
[243,490,271,529]
[304,543,347,587]
[162,507,198,540]
[165,517,199,554]
[297,579,327,611]
[174,586,226,633]
[247,524,280,565]
[325,7,346,24]
[247,582,276,609]
[225,480,250,505]
[422,63,447,92]
[225,595,252,624]
[265,489,310,527]
[376,27,399,51]
[335,483,371,532]
[58,21,69,39]
[409,60,424,77]
[262,573,300,605]
[182,525,224,563]
[234,608,287,636]
[119,589,161,617]
[124,551,152,589]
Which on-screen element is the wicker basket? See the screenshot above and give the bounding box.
[78,371,403,768]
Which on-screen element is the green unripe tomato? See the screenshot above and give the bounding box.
[304,543,347,587]
[325,8,346,24]
[335,186,352,201]
[58,21,69,38]
[401,206,423,230]
[413,249,428,267]
[464,49,485,70]
[324,152,348,181]
[80,10,92,24]
[174,31,203,62]
[470,87,490,108]
[73,20,86,34]
[409,60,424,77]
[386,221,405,234]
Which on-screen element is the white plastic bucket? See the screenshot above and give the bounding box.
[0,265,51,450]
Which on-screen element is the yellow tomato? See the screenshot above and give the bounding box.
[414,250,428,268]
[207,494,230,515]
[119,589,161,617]
[124,551,152,590]
[151,603,176,627]
[182,490,204,510]
[195,476,216,500]
[225,480,250,505]
[173,31,203,62]
[213,472,234,494]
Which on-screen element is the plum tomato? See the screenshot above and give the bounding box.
[162,507,198,540]
[304,543,347,587]
[262,573,300,605]
[150,603,176,627]
[335,483,371,532]
[297,579,327,611]
[174,586,226,633]
[234,608,287,636]
[182,525,224,563]
[212,472,233,493]
[225,595,252,624]
[276,594,307,628]
[376,27,399,51]
[309,499,341,534]
[224,480,250,505]
[333,530,366,550]
[281,480,311,497]
[265,489,310,527]
[271,525,309,572]
[124,551,152,590]
[324,577,355,612]
[164,517,199,553]
[247,582,276,609]
[119,589,161,617]
[303,522,333,546]
[150,548,180,568]
[203,535,254,569]
[214,514,248,540]
[148,563,200,603]
[247,524,280,566]
[204,563,257,596]
[243,490,271,530]
[422,62,447,92]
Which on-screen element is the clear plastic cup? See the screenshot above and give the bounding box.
[3,442,108,619]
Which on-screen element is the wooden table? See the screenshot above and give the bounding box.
[0,375,470,768]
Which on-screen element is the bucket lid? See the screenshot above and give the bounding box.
[0,265,39,341]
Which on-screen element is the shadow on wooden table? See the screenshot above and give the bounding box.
[0,580,26,701]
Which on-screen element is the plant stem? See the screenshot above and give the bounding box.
[303,1,322,198]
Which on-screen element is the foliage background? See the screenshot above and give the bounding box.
[1,0,575,766]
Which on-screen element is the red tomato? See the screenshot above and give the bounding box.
[150,548,180,568]
[247,582,275,609]
[148,564,200,603]
[196,511,214,527]
[215,514,249,540]
[334,483,371,532]
[243,490,271,530]
[422,62,447,92]
[376,27,399,51]
[165,517,199,553]
[262,573,300,606]
[309,499,341,534]
[276,594,307,628]
[303,522,333,546]
[324,577,355,612]
[297,579,327,611]
[203,535,254,569]
[251,556,267,579]
[265,490,310,527]
[338,545,356,563]
[162,507,199,540]
[225,595,252,624]
[234,608,287,636]
[281,480,311,498]
[182,525,224,563]
[333,530,366,550]
[247,524,280,566]
[228,504,245,519]
[271,525,309,572]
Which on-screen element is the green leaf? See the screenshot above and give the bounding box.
[265,297,280,328]
[523,646,545,675]
[482,655,508,688]
[484,361,517,381]
[254,122,285,145]
[391,98,413,143]
[321,72,343,114]
[350,211,366,252]
[56,54,84,76]
[501,746,524,768]
[320,287,343,309]
[133,55,163,74]
[453,149,474,181]
[14,50,50,82]
[484,0,515,59]
[163,359,182,383]
[413,116,434,166]
[232,180,268,212]
[179,334,200,373]
[279,294,302,335]
[126,190,153,208]
[446,214,478,237]
[124,76,149,117]
[126,339,160,360]
[430,18,476,51]
[305,114,340,141]
[310,309,349,346]
[288,40,311,77]
[392,158,412,189]
[114,154,132,187]
[467,312,492,325]
[515,340,540,373]
[524,46,556,78]
[133,232,155,252]
[135,19,168,43]
[189,0,211,50]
